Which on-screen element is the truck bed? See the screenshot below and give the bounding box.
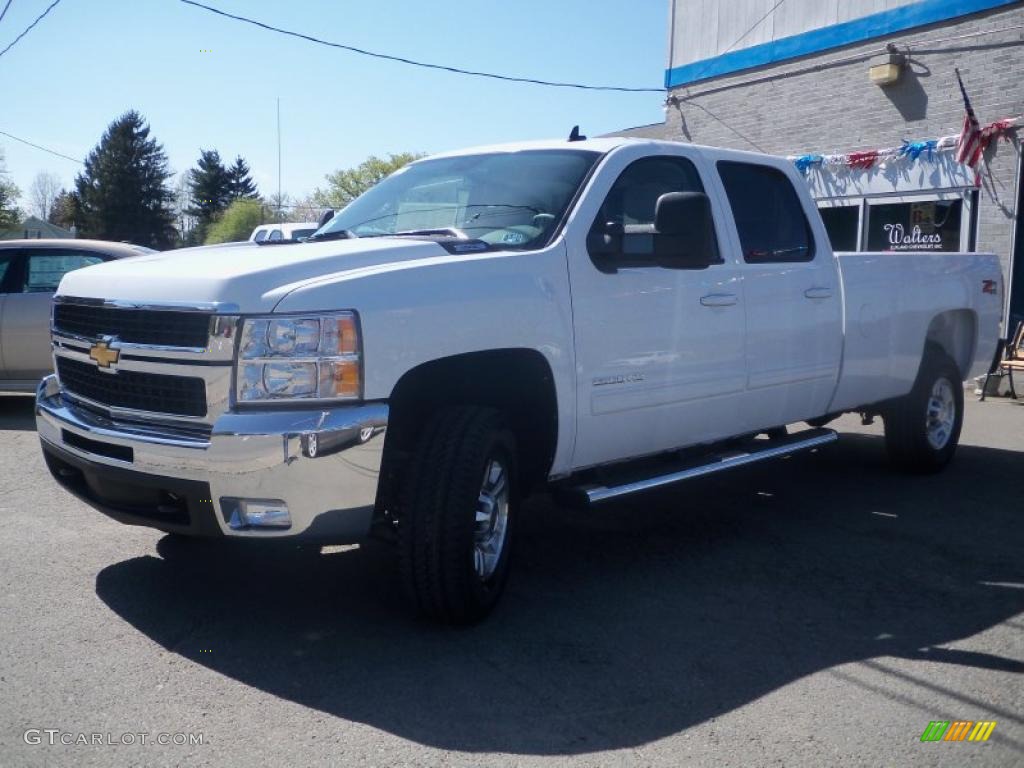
[829,250,1002,413]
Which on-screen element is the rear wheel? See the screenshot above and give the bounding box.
[397,406,517,624]
[883,346,964,473]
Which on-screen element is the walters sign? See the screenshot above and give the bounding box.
[883,223,944,250]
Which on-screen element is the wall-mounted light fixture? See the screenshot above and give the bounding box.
[869,44,906,86]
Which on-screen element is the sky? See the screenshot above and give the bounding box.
[0,0,668,212]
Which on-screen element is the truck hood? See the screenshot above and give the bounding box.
[56,238,452,313]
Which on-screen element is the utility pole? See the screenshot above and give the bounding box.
[276,96,282,221]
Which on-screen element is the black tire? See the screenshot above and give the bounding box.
[883,346,964,473]
[397,406,517,624]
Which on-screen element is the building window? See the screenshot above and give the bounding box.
[819,205,860,252]
[866,199,963,252]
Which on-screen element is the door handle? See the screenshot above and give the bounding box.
[700,293,738,307]
[804,287,833,300]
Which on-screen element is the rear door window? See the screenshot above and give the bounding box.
[23,251,105,293]
[717,161,814,263]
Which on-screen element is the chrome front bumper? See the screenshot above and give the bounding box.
[35,375,387,541]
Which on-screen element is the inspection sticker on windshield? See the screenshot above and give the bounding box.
[450,242,489,252]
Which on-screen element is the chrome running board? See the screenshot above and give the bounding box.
[576,428,838,504]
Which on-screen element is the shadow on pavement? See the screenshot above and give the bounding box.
[95,433,1024,755]
[0,395,36,431]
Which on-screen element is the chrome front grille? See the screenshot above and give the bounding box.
[56,357,208,417]
[53,302,213,348]
[51,297,238,426]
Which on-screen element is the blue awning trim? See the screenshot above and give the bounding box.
[665,0,1020,88]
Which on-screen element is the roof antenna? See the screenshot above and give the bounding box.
[568,125,587,142]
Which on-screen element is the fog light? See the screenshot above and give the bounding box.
[227,499,291,530]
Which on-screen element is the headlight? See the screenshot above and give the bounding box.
[236,312,361,403]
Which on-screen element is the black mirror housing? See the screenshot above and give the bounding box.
[586,220,624,256]
[653,192,717,267]
[317,209,335,229]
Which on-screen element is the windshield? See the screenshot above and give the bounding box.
[314,149,601,249]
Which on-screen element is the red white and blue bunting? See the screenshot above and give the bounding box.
[789,115,1022,176]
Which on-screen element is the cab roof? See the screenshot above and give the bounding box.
[419,136,785,165]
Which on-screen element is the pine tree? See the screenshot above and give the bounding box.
[186,149,231,243]
[49,189,82,230]
[227,156,258,200]
[74,111,175,248]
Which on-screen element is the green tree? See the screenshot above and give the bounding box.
[227,156,258,200]
[48,189,82,230]
[0,148,21,230]
[186,149,231,242]
[313,152,424,209]
[204,198,266,244]
[287,194,325,223]
[75,111,175,248]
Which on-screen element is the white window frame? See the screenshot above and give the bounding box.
[816,188,976,253]
[817,198,864,252]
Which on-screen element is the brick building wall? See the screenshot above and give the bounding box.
[614,3,1024,320]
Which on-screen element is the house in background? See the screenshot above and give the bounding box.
[614,0,1023,328]
[0,216,75,240]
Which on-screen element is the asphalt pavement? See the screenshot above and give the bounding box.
[0,392,1022,767]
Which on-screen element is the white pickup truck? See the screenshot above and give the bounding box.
[36,137,1002,623]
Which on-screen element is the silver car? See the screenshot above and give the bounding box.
[0,239,155,392]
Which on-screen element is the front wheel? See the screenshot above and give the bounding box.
[397,407,517,624]
[883,347,964,473]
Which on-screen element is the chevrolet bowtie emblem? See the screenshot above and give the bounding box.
[89,341,120,368]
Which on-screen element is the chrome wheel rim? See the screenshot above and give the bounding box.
[926,377,956,451]
[473,458,509,581]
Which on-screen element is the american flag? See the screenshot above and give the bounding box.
[955,69,984,182]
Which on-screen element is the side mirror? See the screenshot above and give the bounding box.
[317,209,335,229]
[653,192,717,267]
[586,220,624,256]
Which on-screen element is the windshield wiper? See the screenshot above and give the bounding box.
[388,227,470,239]
[307,229,357,242]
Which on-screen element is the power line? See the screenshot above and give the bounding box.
[0,1,15,26]
[680,0,788,87]
[668,0,787,152]
[682,101,765,152]
[0,129,82,164]
[721,0,787,57]
[178,0,663,93]
[0,0,62,60]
